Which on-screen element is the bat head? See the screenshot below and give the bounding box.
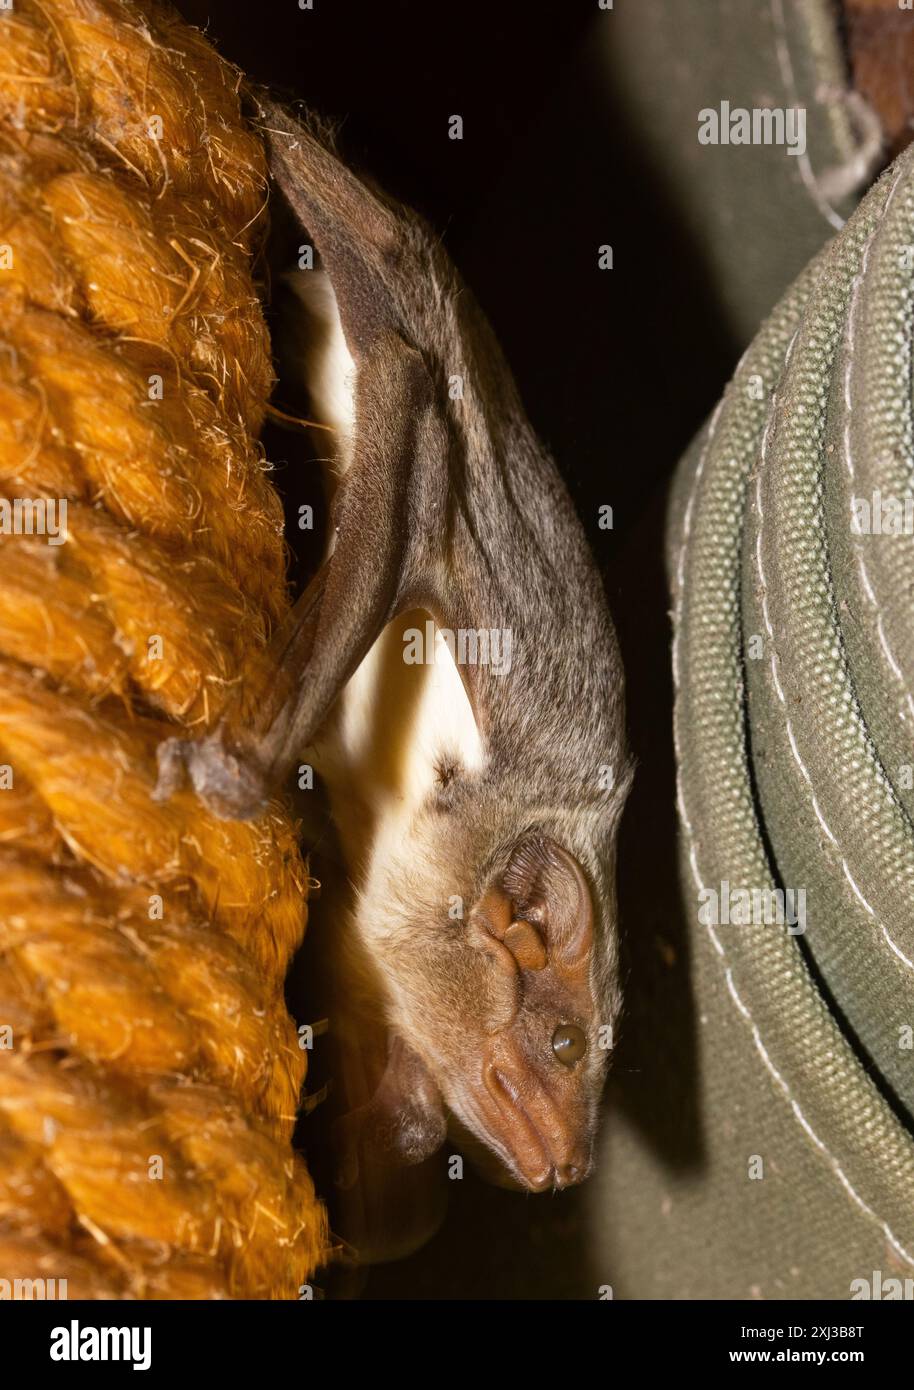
[354,806,622,1193]
[453,836,610,1190]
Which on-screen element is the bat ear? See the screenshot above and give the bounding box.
[338,1033,447,1169]
[334,1033,449,1264]
[259,97,403,357]
[472,839,594,977]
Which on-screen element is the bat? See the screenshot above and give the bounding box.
[156,98,632,1225]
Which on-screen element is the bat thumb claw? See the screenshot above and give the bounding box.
[152,728,271,821]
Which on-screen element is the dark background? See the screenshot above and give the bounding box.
[178,0,737,539]
[176,0,739,1298]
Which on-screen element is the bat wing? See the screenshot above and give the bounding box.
[157,102,442,818]
[259,97,403,356]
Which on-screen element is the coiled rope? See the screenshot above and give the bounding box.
[0,0,326,1297]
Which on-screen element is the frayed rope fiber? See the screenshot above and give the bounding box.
[0,0,328,1297]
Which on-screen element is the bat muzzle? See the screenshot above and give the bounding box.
[478,1046,592,1192]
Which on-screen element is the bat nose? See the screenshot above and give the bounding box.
[553,1160,587,1190]
[521,1159,588,1193]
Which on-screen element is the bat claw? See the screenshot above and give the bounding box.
[152,728,270,821]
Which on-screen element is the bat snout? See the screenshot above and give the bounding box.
[479,1048,593,1193]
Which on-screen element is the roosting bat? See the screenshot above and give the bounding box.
[157,99,632,1216]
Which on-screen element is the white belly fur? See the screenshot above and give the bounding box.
[292,272,484,879]
[285,269,356,478]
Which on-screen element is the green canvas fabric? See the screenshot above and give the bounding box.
[590,147,914,1300]
[600,0,874,341]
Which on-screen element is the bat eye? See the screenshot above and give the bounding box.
[552,1023,587,1067]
